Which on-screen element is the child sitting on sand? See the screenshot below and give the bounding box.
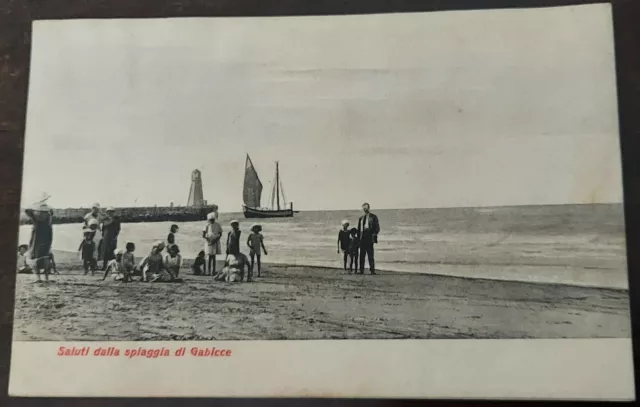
[17,245,31,274]
[192,250,206,275]
[247,224,268,278]
[164,244,182,279]
[122,242,136,279]
[137,242,183,283]
[348,228,360,274]
[215,252,250,283]
[79,229,97,275]
[102,249,130,282]
[137,241,167,282]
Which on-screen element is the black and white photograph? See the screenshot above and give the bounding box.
[12,4,631,346]
[9,2,637,399]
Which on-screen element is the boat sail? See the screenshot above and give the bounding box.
[242,154,294,218]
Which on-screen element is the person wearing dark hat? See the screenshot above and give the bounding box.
[357,202,380,275]
[100,206,121,271]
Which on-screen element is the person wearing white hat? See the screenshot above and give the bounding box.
[102,248,127,282]
[202,214,223,275]
[84,203,101,228]
[25,199,54,282]
[100,206,121,271]
[87,218,100,229]
[337,219,351,272]
[86,218,102,261]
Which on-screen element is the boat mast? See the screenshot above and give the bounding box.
[276,161,280,211]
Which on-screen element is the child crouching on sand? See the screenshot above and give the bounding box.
[192,250,206,275]
[17,245,31,274]
[215,252,250,283]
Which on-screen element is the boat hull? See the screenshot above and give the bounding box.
[243,205,294,219]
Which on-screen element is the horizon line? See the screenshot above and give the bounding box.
[19,201,623,213]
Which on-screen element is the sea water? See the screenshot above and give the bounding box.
[18,204,628,289]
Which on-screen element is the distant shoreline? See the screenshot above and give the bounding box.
[19,205,217,225]
[19,201,624,214]
[49,249,629,292]
[14,249,631,341]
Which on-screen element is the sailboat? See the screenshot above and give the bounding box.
[242,154,295,219]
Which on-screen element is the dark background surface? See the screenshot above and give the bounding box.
[0,0,638,405]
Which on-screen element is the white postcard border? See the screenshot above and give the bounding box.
[8,338,635,399]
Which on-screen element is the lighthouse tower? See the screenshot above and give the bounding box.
[187,169,205,207]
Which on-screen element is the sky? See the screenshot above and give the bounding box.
[22,4,623,211]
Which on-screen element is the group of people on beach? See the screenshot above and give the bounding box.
[17,198,269,284]
[197,211,268,282]
[336,203,380,274]
[18,197,379,282]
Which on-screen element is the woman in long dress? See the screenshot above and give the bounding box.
[25,200,54,283]
[100,207,121,271]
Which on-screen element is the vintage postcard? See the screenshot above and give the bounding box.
[9,3,634,399]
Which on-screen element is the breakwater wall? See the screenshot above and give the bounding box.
[19,205,218,225]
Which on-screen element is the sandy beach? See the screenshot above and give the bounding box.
[12,250,630,341]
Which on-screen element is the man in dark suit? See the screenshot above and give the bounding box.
[357,202,380,275]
